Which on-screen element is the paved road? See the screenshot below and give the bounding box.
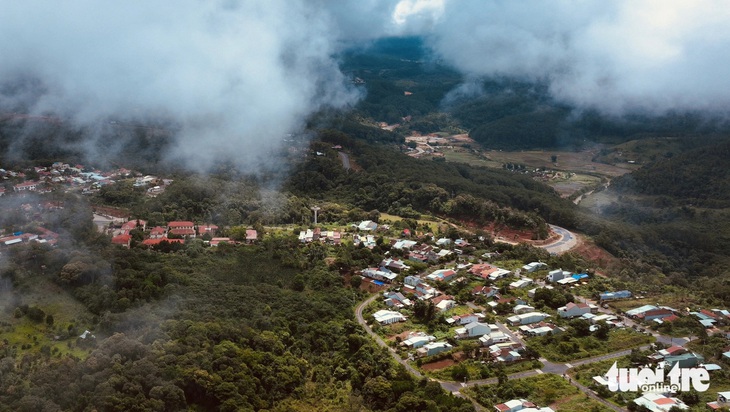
[542,224,579,255]
[338,151,351,170]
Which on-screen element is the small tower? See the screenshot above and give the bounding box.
[311,206,321,225]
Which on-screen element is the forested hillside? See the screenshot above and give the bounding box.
[611,138,730,207]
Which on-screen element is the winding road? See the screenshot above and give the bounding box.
[542,224,579,255]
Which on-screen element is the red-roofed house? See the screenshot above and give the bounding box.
[472,285,498,298]
[112,234,132,248]
[14,181,38,192]
[642,309,674,322]
[198,224,219,236]
[210,237,233,246]
[558,302,591,318]
[245,229,258,243]
[121,219,147,232]
[149,226,166,239]
[168,221,196,238]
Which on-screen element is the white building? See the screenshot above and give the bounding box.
[546,269,572,283]
[373,310,406,325]
[455,321,492,339]
[507,312,550,326]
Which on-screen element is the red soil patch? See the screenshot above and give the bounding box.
[571,236,620,272]
[421,358,455,371]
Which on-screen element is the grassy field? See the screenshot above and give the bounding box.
[530,329,654,362]
[0,278,96,360]
[425,358,541,381]
[484,148,638,177]
[379,212,444,233]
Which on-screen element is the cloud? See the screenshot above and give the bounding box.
[401,0,730,116]
[0,1,361,171]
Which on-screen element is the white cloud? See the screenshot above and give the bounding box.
[0,1,361,171]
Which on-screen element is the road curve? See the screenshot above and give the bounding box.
[338,151,351,170]
[541,224,579,255]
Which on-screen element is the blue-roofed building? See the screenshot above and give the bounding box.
[600,290,632,300]
[572,273,589,280]
[626,305,658,317]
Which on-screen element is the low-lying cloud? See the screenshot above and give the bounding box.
[415,0,730,116]
[2,1,729,171]
[0,1,360,171]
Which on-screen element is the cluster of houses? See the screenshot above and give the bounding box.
[625,304,730,331]
[0,227,59,247]
[110,219,257,248]
[371,260,577,363]
[0,162,172,197]
[298,228,342,244]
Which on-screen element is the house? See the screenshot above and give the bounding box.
[245,229,258,243]
[447,314,479,325]
[380,258,410,273]
[470,263,512,281]
[408,244,439,263]
[111,234,132,248]
[642,309,674,322]
[558,302,592,319]
[384,291,412,307]
[626,305,658,318]
[198,224,219,236]
[546,269,571,283]
[372,310,406,325]
[522,262,547,273]
[417,341,452,357]
[599,290,632,301]
[358,220,378,231]
[436,238,451,246]
[434,298,455,312]
[361,267,397,283]
[455,321,492,339]
[707,391,730,410]
[479,331,510,346]
[401,333,435,349]
[149,226,166,239]
[168,221,196,238]
[392,239,417,250]
[519,323,562,337]
[472,285,498,298]
[633,393,688,412]
[509,278,533,289]
[659,345,687,358]
[494,399,554,412]
[13,181,38,192]
[491,346,522,363]
[122,219,147,232]
[664,352,704,368]
[298,230,314,242]
[404,275,421,287]
[426,268,458,283]
[513,304,535,315]
[507,312,549,326]
[209,237,232,246]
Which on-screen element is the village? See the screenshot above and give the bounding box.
[2,161,730,411]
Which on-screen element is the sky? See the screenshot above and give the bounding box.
[0,1,728,169]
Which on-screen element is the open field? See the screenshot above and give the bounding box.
[484,148,639,177]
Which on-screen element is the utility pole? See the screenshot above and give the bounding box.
[311,206,320,225]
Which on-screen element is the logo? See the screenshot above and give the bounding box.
[605,362,709,393]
